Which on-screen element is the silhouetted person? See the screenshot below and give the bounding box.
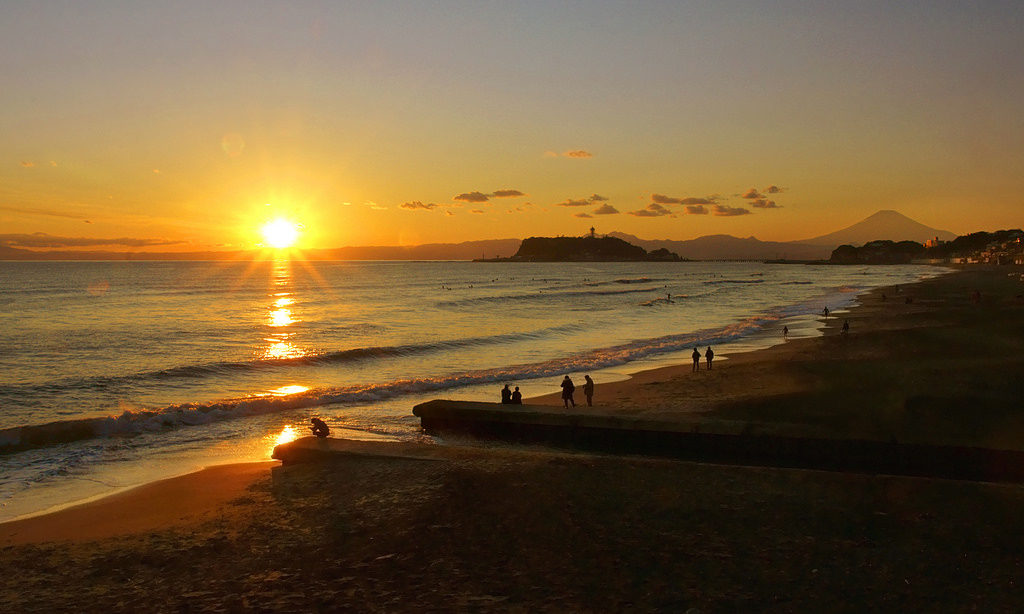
[511,386,522,404]
[822,306,830,319]
[310,417,329,438]
[561,375,576,408]
[692,347,701,372]
[500,384,512,404]
[841,319,849,336]
[583,375,594,406]
[705,346,714,370]
[783,325,789,338]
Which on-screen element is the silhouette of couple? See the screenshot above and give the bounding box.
[560,374,595,408]
[500,384,522,404]
[691,346,714,371]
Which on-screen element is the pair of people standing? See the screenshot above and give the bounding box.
[560,374,594,408]
[691,346,714,371]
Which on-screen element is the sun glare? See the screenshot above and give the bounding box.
[261,218,300,249]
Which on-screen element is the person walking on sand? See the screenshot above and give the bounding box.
[783,325,789,338]
[691,347,701,372]
[560,375,576,408]
[705,346,714,370]
[583,375,595,407]
[511,386,522,404]
[822,306,830,319]
[841,319,849,336]
[500,384,512,404]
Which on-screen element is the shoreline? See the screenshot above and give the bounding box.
[2,266,1023,610]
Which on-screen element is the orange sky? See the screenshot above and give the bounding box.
[2,3,1023,252]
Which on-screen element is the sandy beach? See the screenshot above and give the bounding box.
[2,267,1023,612]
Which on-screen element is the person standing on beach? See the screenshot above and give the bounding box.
[822,306,830,319]
[511,386,522,404]
[783,325,788,338]
[692,347,701,372]
[705,346,714,370]
[500,384,512,404]
[583,375,595,406]
[841,320,849,336]
[560,375,576,408]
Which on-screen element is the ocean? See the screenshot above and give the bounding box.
[0,259,946,520]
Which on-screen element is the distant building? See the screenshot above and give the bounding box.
[924,236,943,249]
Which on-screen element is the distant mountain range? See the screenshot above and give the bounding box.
[0,210,956,261]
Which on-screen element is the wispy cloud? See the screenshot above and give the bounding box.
[741,188,763,199]
[491,189,525,198]
[469,209,485,214]
[400,201,438,210]
[713,205,751,217]
[652,193,718,206]
[20,161,35,168]
[555,194,608,207]
[0,232,185,249]
[574,212,594,218]
[0,205,92,221]
[564,150,593,158]
[750,199,779,209]
[592,204,619,215]
[765,185,784,194]
[454,191,491,203]
[628,203,673,217]
[685,205,709,215]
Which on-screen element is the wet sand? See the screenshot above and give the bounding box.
[2,266,1022,612]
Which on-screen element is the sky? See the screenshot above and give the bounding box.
[2,1,1023,252]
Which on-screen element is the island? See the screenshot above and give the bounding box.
[476,232,683,262]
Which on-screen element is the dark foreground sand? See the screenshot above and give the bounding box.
[1,267,1023,612]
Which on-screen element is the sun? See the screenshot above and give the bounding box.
[261,218,300,249]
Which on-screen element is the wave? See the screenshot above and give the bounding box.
[0,323,588,396]
[0,314,781,455]
[438,286,663,308]
[703,279,766,285]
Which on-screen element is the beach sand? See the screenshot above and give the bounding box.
[2,267,1022,612]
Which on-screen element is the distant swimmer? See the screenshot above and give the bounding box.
[692,347,701,373]
[501,384,512,404]
[583,375,595,407]
[705,346,714,370]
[511,386,522,404]
[310,417,330,438]
[561,375,576,408]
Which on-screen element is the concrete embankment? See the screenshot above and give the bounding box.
[409,399,1024,483]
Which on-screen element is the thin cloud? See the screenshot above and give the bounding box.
[765,185,784,194]
[555,198,591,207]
[628,203,673,217]
[0,232,185,248]
[49,161,57,167]
[491,189,525,198]
[751,199,780,209]
[574,212,594,218]
[454,191,490,203]
[20,161,35,168]
[652,193,717,206]
[400,201,438,210]
[0,205,92,221]
[367,201,387,210]
[713,205,752,217]
[564,150,593,158]
[445,210,455,216]
[685,205,709,215]
[592,204,619,215]
[589,194,609,202]
[469,209,485,214]
[741,188,763,199]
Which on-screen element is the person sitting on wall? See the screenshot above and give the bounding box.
[511,386,523,404]
[501,384,512,404]
[310,417,330,438]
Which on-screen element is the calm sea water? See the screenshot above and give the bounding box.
[0,260,945,520]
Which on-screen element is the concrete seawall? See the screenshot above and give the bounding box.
[412,399,1024,483]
